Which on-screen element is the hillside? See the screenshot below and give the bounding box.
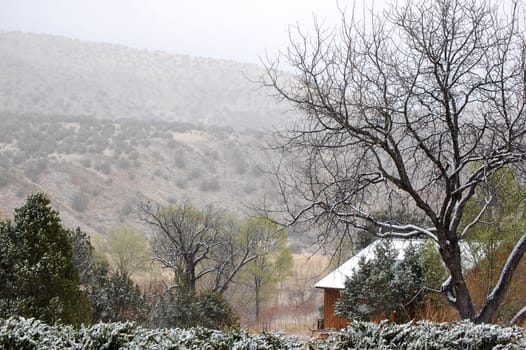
[0,31,305,244]
[0,113,281,241]
[0,31,291,130]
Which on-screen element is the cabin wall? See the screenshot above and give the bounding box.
[323,288,350,330]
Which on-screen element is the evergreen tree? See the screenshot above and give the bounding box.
[70,227,96,285]
[88,263,148,323]
[151,287,237,330]
[69,228,148,323]
[335,241,425,322]
[152,286,199,328]
[197,291,238,330]
[0,221,17,317]
[0,193,91,325]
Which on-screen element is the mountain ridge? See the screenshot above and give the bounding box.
[0,31,291,130]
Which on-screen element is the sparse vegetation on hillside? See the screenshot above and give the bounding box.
[0,113,284,244]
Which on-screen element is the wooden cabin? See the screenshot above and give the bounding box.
[314,239,481,330]
[321,288,351,330]
[314,239,420,330]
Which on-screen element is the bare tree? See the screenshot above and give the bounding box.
[140,201,265,294]
[263,0,526,323]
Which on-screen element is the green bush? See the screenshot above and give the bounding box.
[197,291,238,330]
[71,191,90,212]
[151,289,238,330]
[175,179,187,189]
[117,157,130,169]
[174,151,186,168]
[0,170,10,188]
[94,161,112,175]
[80,158,92,168]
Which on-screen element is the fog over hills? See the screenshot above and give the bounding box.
[0,32,295,244]
[0,31,292,130]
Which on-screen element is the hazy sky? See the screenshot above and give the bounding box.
[0,0,373,64]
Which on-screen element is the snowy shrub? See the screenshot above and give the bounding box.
[78,322,137,349]
[309,320,526,349]
[0,316,304,349]
[0,317,77,350]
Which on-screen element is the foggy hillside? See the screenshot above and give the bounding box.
[0,113,285,242]
[0,32,299,245]
[0,31,292,130]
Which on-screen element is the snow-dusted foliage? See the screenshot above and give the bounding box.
[0,193,91,325]
[2,317,524,349]
[309,320,526,350]
[0,316,304,349]
[335,240,426,322]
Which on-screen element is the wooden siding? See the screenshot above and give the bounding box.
[323,288,351,330]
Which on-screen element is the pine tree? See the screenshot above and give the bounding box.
[69,227,150,324]
[335,241,425,321]
[88,262,148,323]
[0,193,91,325]
[151,287,237,329]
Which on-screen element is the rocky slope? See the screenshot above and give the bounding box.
[0,113,279,239]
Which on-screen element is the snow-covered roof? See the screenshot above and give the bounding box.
[314,239,421,290]
[315,238,483,290]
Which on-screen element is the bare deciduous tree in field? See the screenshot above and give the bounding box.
[263,0,526,323]
[140,201,274,294]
